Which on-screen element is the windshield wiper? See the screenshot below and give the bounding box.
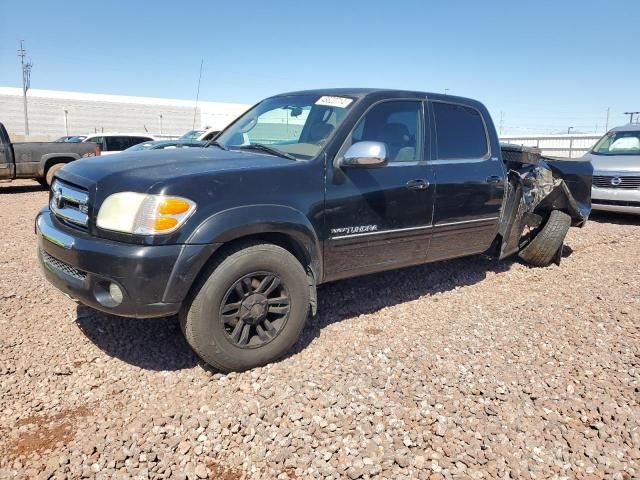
[237,143,297,161]
[204,139,228,150]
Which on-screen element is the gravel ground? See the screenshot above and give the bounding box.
[0,179,638,480]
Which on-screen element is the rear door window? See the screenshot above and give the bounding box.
[105,136,127,151]
[432,102,488,160]
[106,136,150,151]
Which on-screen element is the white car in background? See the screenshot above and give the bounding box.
[582,124,640,214]
[197,128,221,141]
[179,128,208,140]
[82,134,156,155]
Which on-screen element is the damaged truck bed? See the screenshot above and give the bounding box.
[498,143,593,265]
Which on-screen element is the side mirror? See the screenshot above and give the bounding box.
[340,141,388,168]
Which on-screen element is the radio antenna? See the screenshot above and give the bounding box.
[192,59,204,129]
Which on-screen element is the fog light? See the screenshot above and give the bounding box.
[109,282,123,305]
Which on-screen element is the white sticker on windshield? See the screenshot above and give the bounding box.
[315,96,353,108]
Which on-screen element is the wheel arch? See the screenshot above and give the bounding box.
[39,154,80,177]
[187,204,322,278]
[163,205,323,309]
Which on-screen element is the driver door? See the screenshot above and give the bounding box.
[323,100,435,281]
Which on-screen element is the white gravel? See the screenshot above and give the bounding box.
[0,179,638,480]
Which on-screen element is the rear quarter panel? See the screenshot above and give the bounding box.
[543,158,593,222]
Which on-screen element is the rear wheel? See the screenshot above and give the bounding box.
[518,210,571,267]
[180,242,310,372]
[45,163,65,186]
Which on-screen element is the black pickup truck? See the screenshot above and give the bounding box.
[0,122,100,186]
[36,89,592,371]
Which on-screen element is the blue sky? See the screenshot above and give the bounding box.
[0,0,638,135]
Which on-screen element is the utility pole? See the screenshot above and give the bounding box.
[624,111,640,124]
[159,114,163,135]
[63,109,69,136]
[18,41,33,137]
[605,107,610,131]
[499,111,504,136]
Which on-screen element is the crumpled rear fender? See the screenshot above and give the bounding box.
[497,146,593,259]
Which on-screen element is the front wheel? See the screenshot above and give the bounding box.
[180,242,310,372]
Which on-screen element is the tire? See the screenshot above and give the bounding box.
[180,242,310,372]
[45,163,65,186]
[518,210,571,267]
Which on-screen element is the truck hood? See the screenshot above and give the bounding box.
[56,147,296,191]
[582,152,640,174]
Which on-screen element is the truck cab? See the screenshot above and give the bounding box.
[0,122,100,186]
[36,89,592,372]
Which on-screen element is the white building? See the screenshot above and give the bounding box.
[0,87,250,141]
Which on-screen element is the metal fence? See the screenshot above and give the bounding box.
[500,134,601,159]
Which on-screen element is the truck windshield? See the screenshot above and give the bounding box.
[215,94,354,160]
[592,130,640,156]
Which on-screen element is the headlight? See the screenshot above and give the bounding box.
[96,193,196,235]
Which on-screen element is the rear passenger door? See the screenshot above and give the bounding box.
[427,101,506,262]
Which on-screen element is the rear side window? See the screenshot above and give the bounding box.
[433,102,488,160]
[105,136,150,151]
[105,137,128,151]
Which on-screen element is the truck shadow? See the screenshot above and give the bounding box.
[291,255,513,355]
[74,306,198,371]
[74,254,520,372]
[0,183,47,194]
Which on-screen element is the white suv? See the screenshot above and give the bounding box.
[83,134,156,155]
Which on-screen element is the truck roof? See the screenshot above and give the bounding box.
[609,123,640,132]
[273,88,483,106]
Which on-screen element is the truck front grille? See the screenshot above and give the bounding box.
[50,179,90,230]
[41,250,87,281]
[593,175,640,189]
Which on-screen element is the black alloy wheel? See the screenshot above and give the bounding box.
[181,241,310,372]
[220,272,290,348]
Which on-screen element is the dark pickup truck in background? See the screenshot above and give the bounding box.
[0,122,100,186]
[36,88,592,372]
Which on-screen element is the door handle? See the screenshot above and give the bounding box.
[406,179,429,190]
[486,175,503,184]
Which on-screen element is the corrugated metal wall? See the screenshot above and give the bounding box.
[0,87,249,141]
[500,135,601,158]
